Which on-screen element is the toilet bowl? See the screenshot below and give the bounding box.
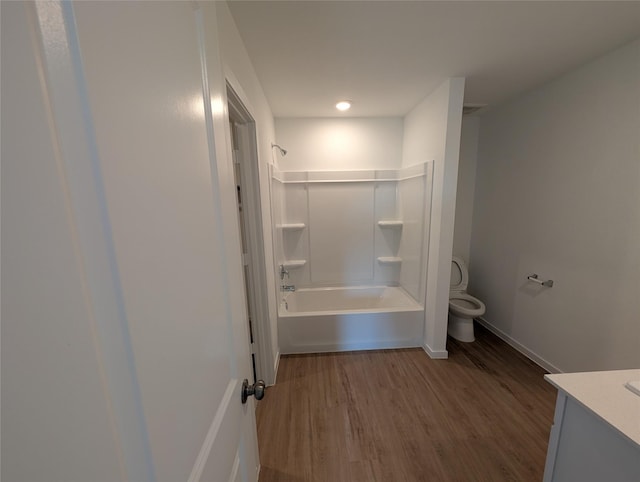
[448,257,485,342]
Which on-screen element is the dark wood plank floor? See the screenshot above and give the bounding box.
[256,324,557,482]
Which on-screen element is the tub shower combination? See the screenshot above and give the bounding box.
[271,163,433,354]
[278,286,424,353]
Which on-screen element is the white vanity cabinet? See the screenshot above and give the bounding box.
[543,370,640,482]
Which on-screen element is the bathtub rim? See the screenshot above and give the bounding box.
[278,285,424,318]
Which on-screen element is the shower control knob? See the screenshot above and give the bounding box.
[241,379,266,404]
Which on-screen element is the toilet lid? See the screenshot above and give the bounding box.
[450,257,468,291]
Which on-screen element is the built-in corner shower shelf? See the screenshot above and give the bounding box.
[281,260,306,269]
[377,257,402,264]
[278,223,306,231]
[377,220,403,228]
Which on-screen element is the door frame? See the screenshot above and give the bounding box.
[224,83,275,386]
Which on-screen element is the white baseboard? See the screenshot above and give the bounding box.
[475,317,562,374]
[422,343,449,359]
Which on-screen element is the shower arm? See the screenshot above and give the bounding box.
[271,143,287,157]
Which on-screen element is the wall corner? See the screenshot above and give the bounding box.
[423,77,466,354]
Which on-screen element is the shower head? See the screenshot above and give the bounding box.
[271,143,287,156]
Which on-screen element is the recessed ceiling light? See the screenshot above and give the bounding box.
[336,101,351,111]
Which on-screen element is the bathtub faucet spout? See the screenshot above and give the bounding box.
[281,284,296,292]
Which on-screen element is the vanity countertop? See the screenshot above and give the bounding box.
[545,369,640,447]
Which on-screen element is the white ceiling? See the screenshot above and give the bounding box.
[227,1,640,118]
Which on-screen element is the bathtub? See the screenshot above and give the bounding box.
[278,286,424,354]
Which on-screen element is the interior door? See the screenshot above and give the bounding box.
[2,1,259,481]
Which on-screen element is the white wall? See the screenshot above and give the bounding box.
[470,39,640,373]
[402,78,466,358]
[275,117,404,171]
[403,83,450,168]
[453,116,480,264]
[217,2,280,379]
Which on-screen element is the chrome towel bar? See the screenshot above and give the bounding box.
[527,274,554,288]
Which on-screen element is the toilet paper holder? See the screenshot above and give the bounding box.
[527,273,554,288]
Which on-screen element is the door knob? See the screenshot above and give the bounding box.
[241,379,265,404]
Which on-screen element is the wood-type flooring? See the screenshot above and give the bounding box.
[256,324,557,482]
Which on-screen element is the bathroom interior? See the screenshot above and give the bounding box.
[3,1,639,481]
[224,2,639,476]
[218,1,640,385]
[240,76,466,373]
[232,18,640,474]
[238,43,640,384]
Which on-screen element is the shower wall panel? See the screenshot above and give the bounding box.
[272,163,432,295]
[270,172,285,274]
[374,182,401,284]
[398,164,433,303]
[308,183,375,284]
[282,184,310,286]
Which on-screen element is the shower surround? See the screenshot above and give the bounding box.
[271,162,433,353]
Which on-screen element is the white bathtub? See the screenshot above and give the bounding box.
[278,286,424,354]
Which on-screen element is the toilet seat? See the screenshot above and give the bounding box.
[449,292,485,317]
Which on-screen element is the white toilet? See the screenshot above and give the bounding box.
[448,257,485,342]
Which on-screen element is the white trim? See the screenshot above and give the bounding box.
[475,317,563,374]
[422,343,449,359]
[222,65,257,120]
[226,83,276,386]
